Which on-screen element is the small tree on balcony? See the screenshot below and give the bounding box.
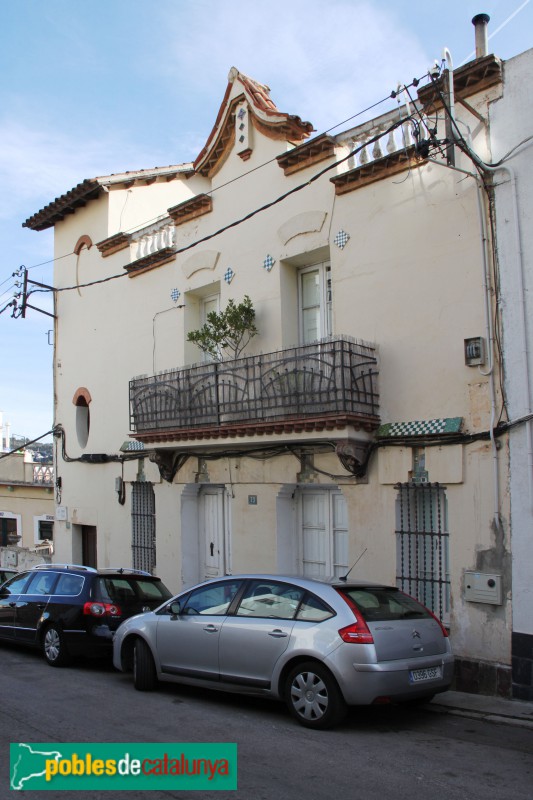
[187,295,258,361]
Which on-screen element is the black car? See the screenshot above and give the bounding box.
[0,567,17,586]
[0,564,173,667]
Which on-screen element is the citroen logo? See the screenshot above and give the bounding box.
[412,629,421,639]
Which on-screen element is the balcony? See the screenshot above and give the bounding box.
[130,338,379,444]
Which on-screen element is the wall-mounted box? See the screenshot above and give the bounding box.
[464,571,502,605]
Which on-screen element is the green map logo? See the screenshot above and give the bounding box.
[10,742,237,791]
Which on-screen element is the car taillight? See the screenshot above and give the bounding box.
[83,601,121,617]
[338,619,374,644]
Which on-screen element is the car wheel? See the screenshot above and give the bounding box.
[133,638,157,691]
[285,661,347,729]
[43,624,71,667]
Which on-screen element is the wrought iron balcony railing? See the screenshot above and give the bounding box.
[130,338,379,440]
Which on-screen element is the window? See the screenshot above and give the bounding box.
[182,580,241,615]
[73,388,91,448]
[236,580,305,619]
[395,482,450,623]
[299,262,331,344]
[36,518,54,542]
[201,293,220,360]
[300,489,348,578]
[131,482,155,574]
[54,574,84,596]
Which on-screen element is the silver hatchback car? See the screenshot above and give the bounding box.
[113,574,454,729]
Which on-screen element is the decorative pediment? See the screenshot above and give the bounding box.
[194,67,314,178]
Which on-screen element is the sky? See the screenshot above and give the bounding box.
[1,0,531,444]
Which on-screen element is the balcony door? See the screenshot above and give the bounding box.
[299,262,331,345]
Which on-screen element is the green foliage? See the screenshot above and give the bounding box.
[187,295,258,361]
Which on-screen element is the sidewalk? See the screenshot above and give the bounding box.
[428,690,533,729]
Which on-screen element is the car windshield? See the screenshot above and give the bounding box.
[97,577,172,604]
[337,587,431,622]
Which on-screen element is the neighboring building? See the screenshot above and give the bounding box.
[0,450,55,552]
[489,46,533,701]
[22,21,532,698]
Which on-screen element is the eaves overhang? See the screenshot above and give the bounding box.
[417,54,502,110]
[22,164,194,232]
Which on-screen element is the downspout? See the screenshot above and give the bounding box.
[481,162,533,513]
[426,157,502,532]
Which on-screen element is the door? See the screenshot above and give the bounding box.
[14,570,57,644]
[0,572,30,639]
[219,579,302,687]
[300,489,348,578]
[156,579,242,680]
[200,487,228,579]
[82,525,97,568]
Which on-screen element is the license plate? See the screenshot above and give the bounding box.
[409,666,442,683]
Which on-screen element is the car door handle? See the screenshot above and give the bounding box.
[203,624,219,633]
[268,629,288,638]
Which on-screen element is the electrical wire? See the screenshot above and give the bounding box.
[3,75,429,292]
[24,115,414,297]
[0,429,55,460]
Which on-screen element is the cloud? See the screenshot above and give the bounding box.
[160,0,431,133]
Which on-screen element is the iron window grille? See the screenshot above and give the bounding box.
[395,481,450,623]
[131,481,156,574]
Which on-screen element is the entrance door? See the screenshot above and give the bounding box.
[200,487,228,579]
[300,490,348,579]
[82,526,97,568]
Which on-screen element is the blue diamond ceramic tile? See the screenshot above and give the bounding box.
[170,288,181,302]
[263,254,275,272]
[334,230,350,249]
[224,267,235,284]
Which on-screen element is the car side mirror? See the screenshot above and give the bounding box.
[169,601,181,617]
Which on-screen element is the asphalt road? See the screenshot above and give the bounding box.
[1,642,532,800]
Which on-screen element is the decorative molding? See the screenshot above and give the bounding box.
[377,417,463,438]
[417,54,502,110]
[125,248,176,278]
[168,193,213,226]
[72,387,92,406]
[73,235,93,255]
[334,230,350,249]
[182,250,220,279]
[133,413,380,444]
[277,210,327,245]
[96,232,130,257]
[277,134,336,176]
[330,145,420,195]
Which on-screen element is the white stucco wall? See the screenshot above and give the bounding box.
[48,67,513,671]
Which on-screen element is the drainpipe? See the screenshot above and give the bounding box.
[426,157,502,532]
[481,161,533,514]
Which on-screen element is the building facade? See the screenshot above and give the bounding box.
[0,450,55,553]
[23,32,532,697]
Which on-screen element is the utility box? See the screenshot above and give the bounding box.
[464,571,502,605]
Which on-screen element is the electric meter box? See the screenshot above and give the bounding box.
[464,571,502,605]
